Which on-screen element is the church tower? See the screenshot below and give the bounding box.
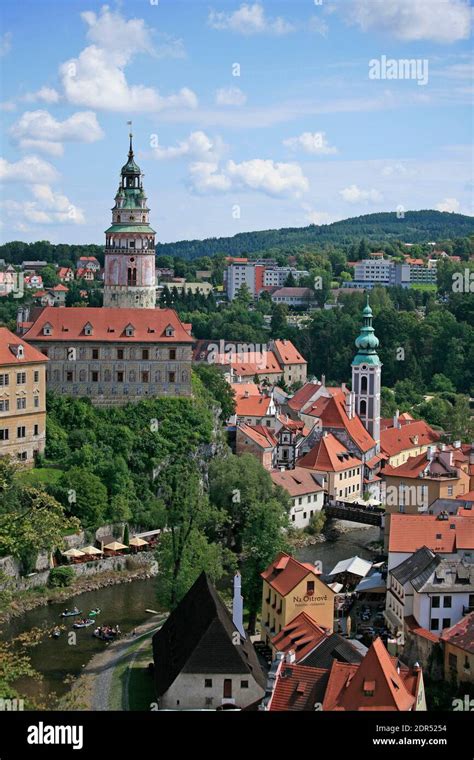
[351,297,382,451]
[103,132,156,309]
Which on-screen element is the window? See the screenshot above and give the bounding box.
[33,424,39,436]
[141,371,149,383]
[34,371,39,382]
[17,451,27,461]
[117,349,124,360]
[241,680,249,689]
[442,618,451,629]
[117,372,124,382]
[448,653,457,670]
[92,372,99,382]
[0,374,9,387]
[430,619,440,631]
[306,581,315,596]
[169,348,176,360]
[0,400,9,412]
[443,596,452,608]
[17,426,26,439]
[432,596,440,609]
[204,679,212,688]
[0,429,9,441]
[168,372,176,383]
[41,348,48,357]
[223,679,232,698]
[66,371,73,382]
[92,349,99,360]
[142,349,149,360]
[360,399,367,415]
[361,376,368,393]
[17,398,26,410]
[16,372,26,385]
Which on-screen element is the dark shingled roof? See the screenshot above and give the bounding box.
[301,633,365,670]
[391,546,439,587]
[152,572,266,697]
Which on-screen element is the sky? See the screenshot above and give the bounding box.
[0,0,473,245]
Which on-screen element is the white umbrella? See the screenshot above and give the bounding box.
[62,548,85,558]
[128,537,148,547]
[80,545,103,555]
[103,541,127,551]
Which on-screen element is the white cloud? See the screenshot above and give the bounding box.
[0,32,12,57]
[11,110,104,156]
[339,184,382,203]
[208,3,294,35]
[0,101,16,112]
[337,0,471,44]
[0,155,59,184]
[226,159,309,196]
[1,184,85,225]
[436,197,461,212]
[283,131,338,155]
[59,7,197,112]
[22,87,60,104]
[189,162,232,193]
[151,131,226,163]
[305,210,333,225]
[215,87,247,106]
[308,16,329,36]
[381,162,416,177]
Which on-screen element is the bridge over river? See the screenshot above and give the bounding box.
[323,499,385,527]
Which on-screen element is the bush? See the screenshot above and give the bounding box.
[306,511,326,535]
[48,566,75,588]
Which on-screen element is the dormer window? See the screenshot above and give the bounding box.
[83,323,93,336]
[165,324,175,338]
[124,323,135,337]
[43,323,52,336]
[17,345,24,359]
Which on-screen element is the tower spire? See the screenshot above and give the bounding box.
[127,120,133,157]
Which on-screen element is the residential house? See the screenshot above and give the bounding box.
[270,286,314,307]
[270,466,325,529]
[151,572,266,710]
[387,514,474,570]
[298,432,363,501]
[58,267,74,282]
[235,422,277,470]
[441,613,474,685]
[380,413,440,467]
[260,552,335,643]
[271,611,364,666]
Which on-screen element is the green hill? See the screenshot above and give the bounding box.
[157,210,474,259]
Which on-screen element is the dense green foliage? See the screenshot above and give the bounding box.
[48,566,75,588]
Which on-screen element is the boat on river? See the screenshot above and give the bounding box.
[73,619,94,629]
[60,608,82,618]
[88,608,101,617]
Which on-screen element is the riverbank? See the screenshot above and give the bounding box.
[62,613,166,711]
[0,560,158,626]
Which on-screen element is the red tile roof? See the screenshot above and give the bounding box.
[22,307,194,343]
[440,612,474,654]
[288,382,322,412]
[0,327,48,365]
[322,638,416,711]
[305,390,376,453]
[269,662,329,710]
[272,612,328,662]
[271,467,323,497]
[261,552,325,596]
[235,395,272,417]
[231,350,282,377]
[233,383,260,398]
[383,451,461,480]
[405,615,440,644]
[237,422,277,450]
[389,514,474,554]
[273,339,306,365]
[298,433,361,473]
[381,420,440,457]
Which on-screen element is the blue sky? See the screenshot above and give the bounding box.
[0,0,472,245]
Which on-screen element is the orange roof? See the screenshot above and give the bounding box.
[298,433,361,473]
[237,422,276,450]
[0,327,48,365]
[261,552,327,596]
[233,382,260,398]
[271,467,323,497]
[273,339,306,366]
[381,421,440,457]
[306,391,376,453]
[51,284,68,292]
[322,638,416,711]
[272,612,328,662]
[383,450,460,480]
[288,381,322,412]
[22,307,194,344]
[440,612,474,654]
[389,514,474,554]
[231,350,282,377]
[405,615,440,644]
[268,662,329,711]
[235,394,272,417]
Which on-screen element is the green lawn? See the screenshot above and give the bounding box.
[16,467,63,488]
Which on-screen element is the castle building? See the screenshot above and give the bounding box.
[103,132,156,309]
[351,298,382,451]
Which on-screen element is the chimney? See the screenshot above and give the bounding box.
[321,374,326,387]
[440,443,446,451]
[286,649,296,664]
[439,449,453,468]
[453,440,461,449]
[427,445,436,461]
[393,409,400,429]
[232,572,246,639]
[244,390,249,398]
[341,382,347,393]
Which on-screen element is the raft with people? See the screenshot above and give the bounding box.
[92,624,121,641]
[88,608,101,617]
[60,607,81,618]
[73,618,94,629]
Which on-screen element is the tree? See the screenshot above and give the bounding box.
[431,374,456,394]
[234,283,253,307]
[270,303,288,336]
[54,467,108,528]
[193,364,236,421]
[123,523,130,547]
[442,396,474,442]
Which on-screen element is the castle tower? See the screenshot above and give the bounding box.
[103,132,156,309]
[351,297,382,451]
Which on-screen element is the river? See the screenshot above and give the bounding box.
[1,524,380,705]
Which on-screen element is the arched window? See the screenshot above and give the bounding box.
[117,214,121,223]
[360,399,367,415]
[127,267,137,286]
[361,375,368,393]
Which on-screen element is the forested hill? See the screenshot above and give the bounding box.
[157,210,474,259]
